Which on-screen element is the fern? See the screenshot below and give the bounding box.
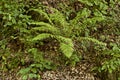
[32,33,74,58]
[60,43,73,58]
[32,26,59,34]
[55,36,73,46]
[29,21,74,58]
[29,21,52,26]
[79,37,107,46]
[55,36,74,58]
[78,0,93,6]
[48,8,67,27]
[28,8,53,24]
[48,8,72,37]
[70,8,91,25]
[29,21,60,34]
[32,33,53,41]
[28,8,74,58]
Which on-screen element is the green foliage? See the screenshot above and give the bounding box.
[18,48,55,80]
[18,67,40,80]
[28,8,53,24]
[30,22,59,34]
[100,44,120,73]
[28,8,74,58]
[79,37,107,46]
[0,1,74,79]
[0,0,120,80]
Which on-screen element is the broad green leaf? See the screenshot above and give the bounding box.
[18,68,30,74]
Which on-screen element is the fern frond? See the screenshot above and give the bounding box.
[55,36,73,46]
[55,36,74,58]
[32,26,59,34]
[29,22,51,26]
[49,8,71,36]
[70,8,91,25]
[30,21,60,34]
[83,16,105,25]
[28,8,52,24]
[32,33,54,41]
[79,37,107,46]
[48,8,68,27]
[78,0,93,6]
[32,33,74,58]
[60,42,74,58]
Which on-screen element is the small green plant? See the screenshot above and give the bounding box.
[18,67,40,80]
[18,48,55,80]
[100,43,120,73]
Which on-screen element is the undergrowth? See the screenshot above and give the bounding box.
[0,0,120,80]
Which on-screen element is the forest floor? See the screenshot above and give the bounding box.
[0,60,100,80]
